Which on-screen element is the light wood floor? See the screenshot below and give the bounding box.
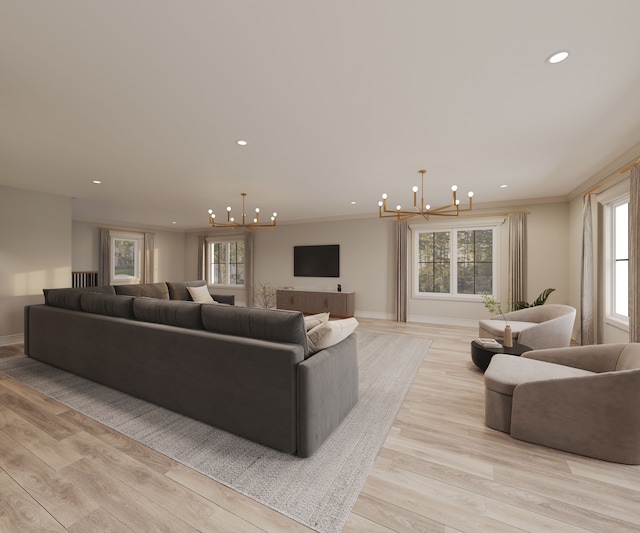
[1,319,639,532]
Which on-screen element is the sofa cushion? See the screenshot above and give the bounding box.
[479,319,538,338]
[80,293,135,319]
[187,284,216,303]
[166,280,207,301]
[303,312,330,331]
[616,343,640,371]
[43,286,116,309]
[307,318,359,355]
[201,305,309,357]
[114,282,170,299]
[133,297,204,329]
[43,289,83,310]
[485,354,594,396]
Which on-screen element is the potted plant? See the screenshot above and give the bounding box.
[254,282,276,309]
[481,294,512,347]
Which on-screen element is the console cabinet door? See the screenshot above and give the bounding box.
[276,290,354,317]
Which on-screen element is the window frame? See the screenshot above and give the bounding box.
[601,186,630,330]
[110,231,143,285]
[410,218,502,302]
[206,236,246,288]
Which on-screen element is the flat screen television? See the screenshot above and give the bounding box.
[294,244,340,277]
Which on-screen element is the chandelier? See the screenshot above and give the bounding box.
[378,169,474,220]
[208,193,277,229]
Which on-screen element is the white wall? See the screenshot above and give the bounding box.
[525,203,571,305]
[0,186,72,343]
[255,217,395,318]
[186,218,395,317]
[72,220,187,282]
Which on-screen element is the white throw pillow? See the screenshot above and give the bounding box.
[303,312,330,331]
[307,317,358,354]
[187,284,216,303]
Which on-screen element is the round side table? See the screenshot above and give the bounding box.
[471,340,532,372]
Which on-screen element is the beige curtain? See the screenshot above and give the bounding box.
[507,213,525,310]
[98,228,111,286]
[197,235,206,280]
[245,231,254,308]
[143,232,154,283]
[580,194,596,345]
[630,166,640,342]
[395,221,408,322]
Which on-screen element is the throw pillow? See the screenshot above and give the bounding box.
[303,312,330,331]
[307,317,358,354]
[187,284,216,303]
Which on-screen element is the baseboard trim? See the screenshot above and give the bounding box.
[408,314,479,328]
[353,311,395,320]
[0,334,24,347]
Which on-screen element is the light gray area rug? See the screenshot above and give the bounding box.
[0,332,431,533]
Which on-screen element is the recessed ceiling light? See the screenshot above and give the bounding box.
[546,51,570,64]
[350,201,356,205]
[500,184,508,188]
[92,180,102,184]
[172,221,177,224]
[236,140,248,146]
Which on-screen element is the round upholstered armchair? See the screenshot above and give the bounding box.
[478,304,576,350]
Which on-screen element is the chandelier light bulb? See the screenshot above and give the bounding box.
[271,216,275,221]
[451,185,458,192]
[254,218,258,223]
[208,209,213,214]
[396,205,401,211]
[230,217,235,222]
[273,212,277,217]
[378,200,383,207]
[426,204,431,210]
[382,193,388,199]
[455,199,460,205]
[255,207,260,213]
[468,191,474,197]
[226,206,231,212]
[412,186,419,193]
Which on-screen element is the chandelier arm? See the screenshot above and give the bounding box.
[208,193,277,229]
[377,168,474,221]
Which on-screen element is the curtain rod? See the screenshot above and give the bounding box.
[98,226,155,235]
[583,157,640,197]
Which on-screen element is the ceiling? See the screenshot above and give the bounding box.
[3,1,640,231]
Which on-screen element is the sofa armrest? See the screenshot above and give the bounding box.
[522,344,624,372]
[516,313,575,350]
[210,293,235,305]
[297,333,358,458]
[511,369,640,464]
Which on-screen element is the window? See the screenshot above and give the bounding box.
[414,223,498,298]
[456,229,494,295]
[208,240,245,286]
[605,197,629,323]
[111,231,143,285]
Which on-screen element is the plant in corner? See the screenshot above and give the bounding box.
[512,288,556,310]
[254,281,276,309]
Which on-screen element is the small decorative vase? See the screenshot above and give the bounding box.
[503,324,513,348]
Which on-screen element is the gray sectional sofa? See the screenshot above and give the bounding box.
[23,280,359,457]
